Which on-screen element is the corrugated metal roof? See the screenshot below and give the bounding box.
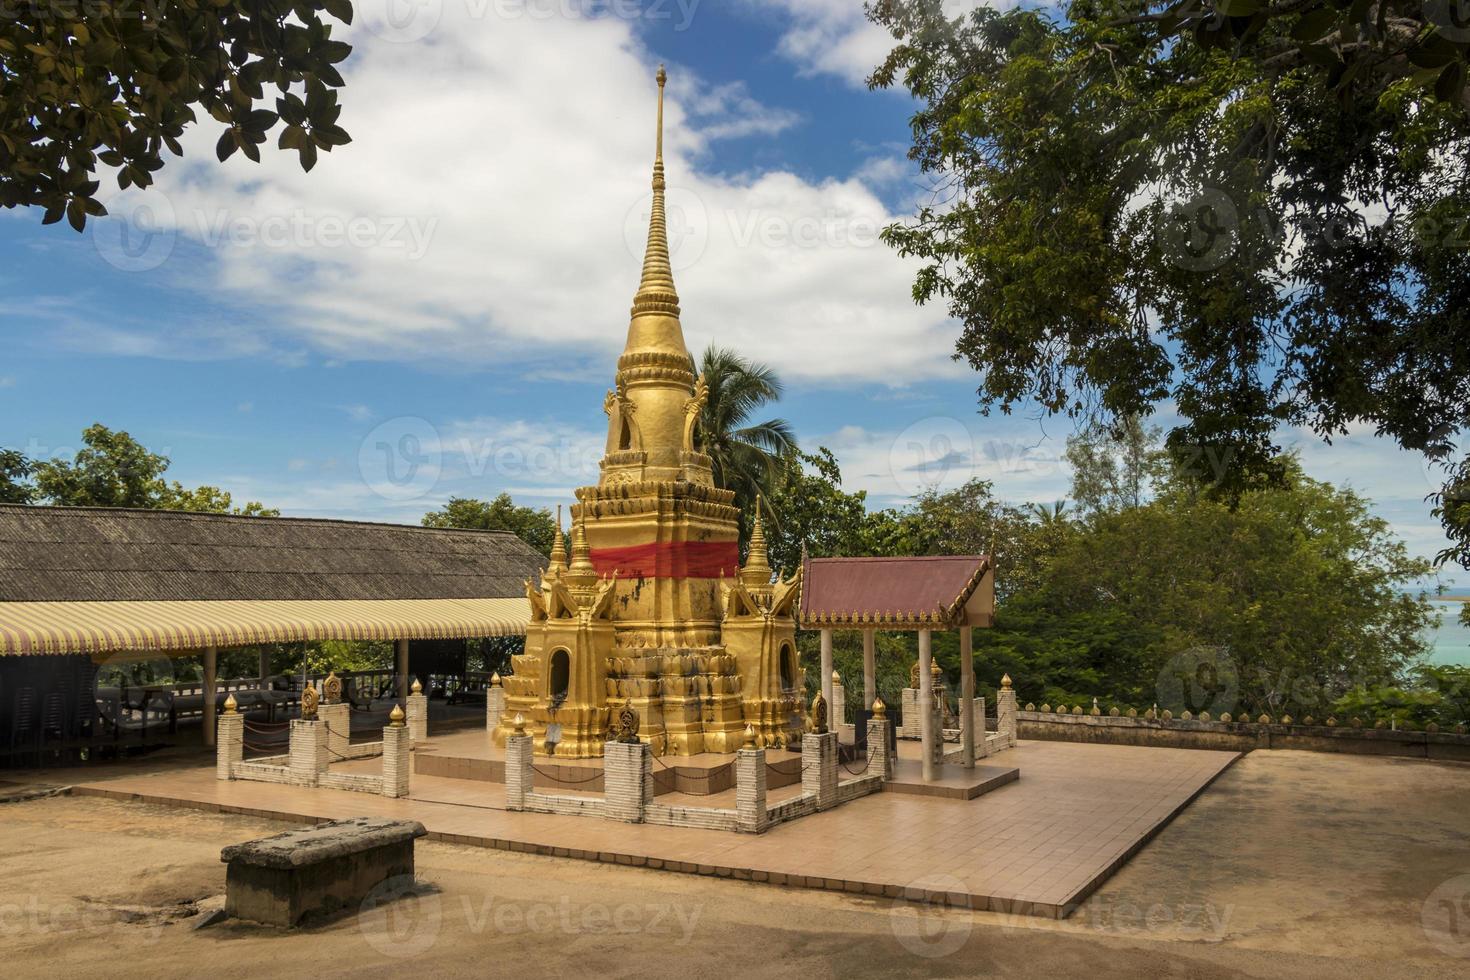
[0,597,529,656]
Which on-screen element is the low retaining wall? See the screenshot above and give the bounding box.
[1018,710,1470,761]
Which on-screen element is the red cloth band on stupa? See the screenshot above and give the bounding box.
[589,541,739,579]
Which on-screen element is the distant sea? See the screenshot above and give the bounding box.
[1426,598,1470,667]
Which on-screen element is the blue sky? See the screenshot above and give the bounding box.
[0,0,1461,591]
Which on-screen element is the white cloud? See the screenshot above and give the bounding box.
[79,10,957,386]
[0,376,14,389]
[745,0,1002,87]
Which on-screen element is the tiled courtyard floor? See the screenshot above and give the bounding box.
[71,738,1238,917]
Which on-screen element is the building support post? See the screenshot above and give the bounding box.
[258,649,272,682]
[960,625,975,768]
[203,645,218,748]
[862,629,876,717]
[396,638,410,700]
[819,628,833,722]
[919,628,935,782]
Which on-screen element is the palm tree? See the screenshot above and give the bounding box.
[694,346,797,532]
[1027,500,1070,526]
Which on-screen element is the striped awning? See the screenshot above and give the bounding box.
[0,597,529,656]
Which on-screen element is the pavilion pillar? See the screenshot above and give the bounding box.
[918,628,935,782]
[203,645,218,748]
[819,628,834,720]
[862,629,876,716]
[960,625,975,769]
[396,638,409,699]
[258,648,271,681]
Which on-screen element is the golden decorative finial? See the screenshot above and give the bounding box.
[566,508,598,588]
[223,692,237,714]
[410,677,422,695]
[1001,673,1013,690]
[810,690,828,735]
[872,696,886,720]
[741,495,773,588]
[548,504,568,572]
[389,703,405,727]
[832,669,841,684]
[630,64,681,323]
[491,672,502,687]
[512,712,527,736]
[742,723,757,749]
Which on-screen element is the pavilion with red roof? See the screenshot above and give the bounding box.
[800,554,995,781]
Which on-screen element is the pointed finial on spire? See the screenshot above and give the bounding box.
[566,507,597,589]
[548,504,568,573]
[631,65,680,321]
[741,494,773,589]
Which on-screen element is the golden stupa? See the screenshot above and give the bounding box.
[494,67,805,757]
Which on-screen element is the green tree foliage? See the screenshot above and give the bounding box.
[28,424,276,513]
[422,493,557,556]
[868,0,1470,565]
[1333,664,1470,728]
[1065,416,1170,514]
[694,346,797,535]
[977,458,1435,715]
[1,0,354,229]
[0,448,35,503]
[763,448,872,575]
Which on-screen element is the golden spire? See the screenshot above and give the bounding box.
[629,64,682,327]
[741,495,772,588]
[548,504,568,576]
[566,508,597,589]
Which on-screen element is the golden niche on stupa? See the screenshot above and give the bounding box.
[494,66,805,758]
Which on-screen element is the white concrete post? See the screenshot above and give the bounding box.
[288,719,327,785]
[505,730,534,811]
[406,680,428,744]
[919,628,935,782]
[960,625,975,768]
[866,715,893,781]
[802,731,839,811]
[486,680,506,736]
[202,645,218,749]
[216,708,243,780]
[603,740,649,823]
[862,629,876,715]
[320,701,349,763]
[736,745,768,833]
[382,718,411,798]
[997,676,1017,748]
[830,670,846,734]
[819,628,833,720]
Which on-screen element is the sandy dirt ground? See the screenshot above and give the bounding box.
[1,749,1468,979]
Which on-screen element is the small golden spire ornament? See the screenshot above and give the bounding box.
[490,672,502,687]
[810,690,829,735]
[389,703,406,727]
[548,504,568,574]
[872,696,886,720]
[410,677,422,695]
[223,692,238,714]
[512,712,527,736]
[1001,673,1013,690]
[742,724,757,749]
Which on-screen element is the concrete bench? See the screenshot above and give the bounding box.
[220,816,426,927]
